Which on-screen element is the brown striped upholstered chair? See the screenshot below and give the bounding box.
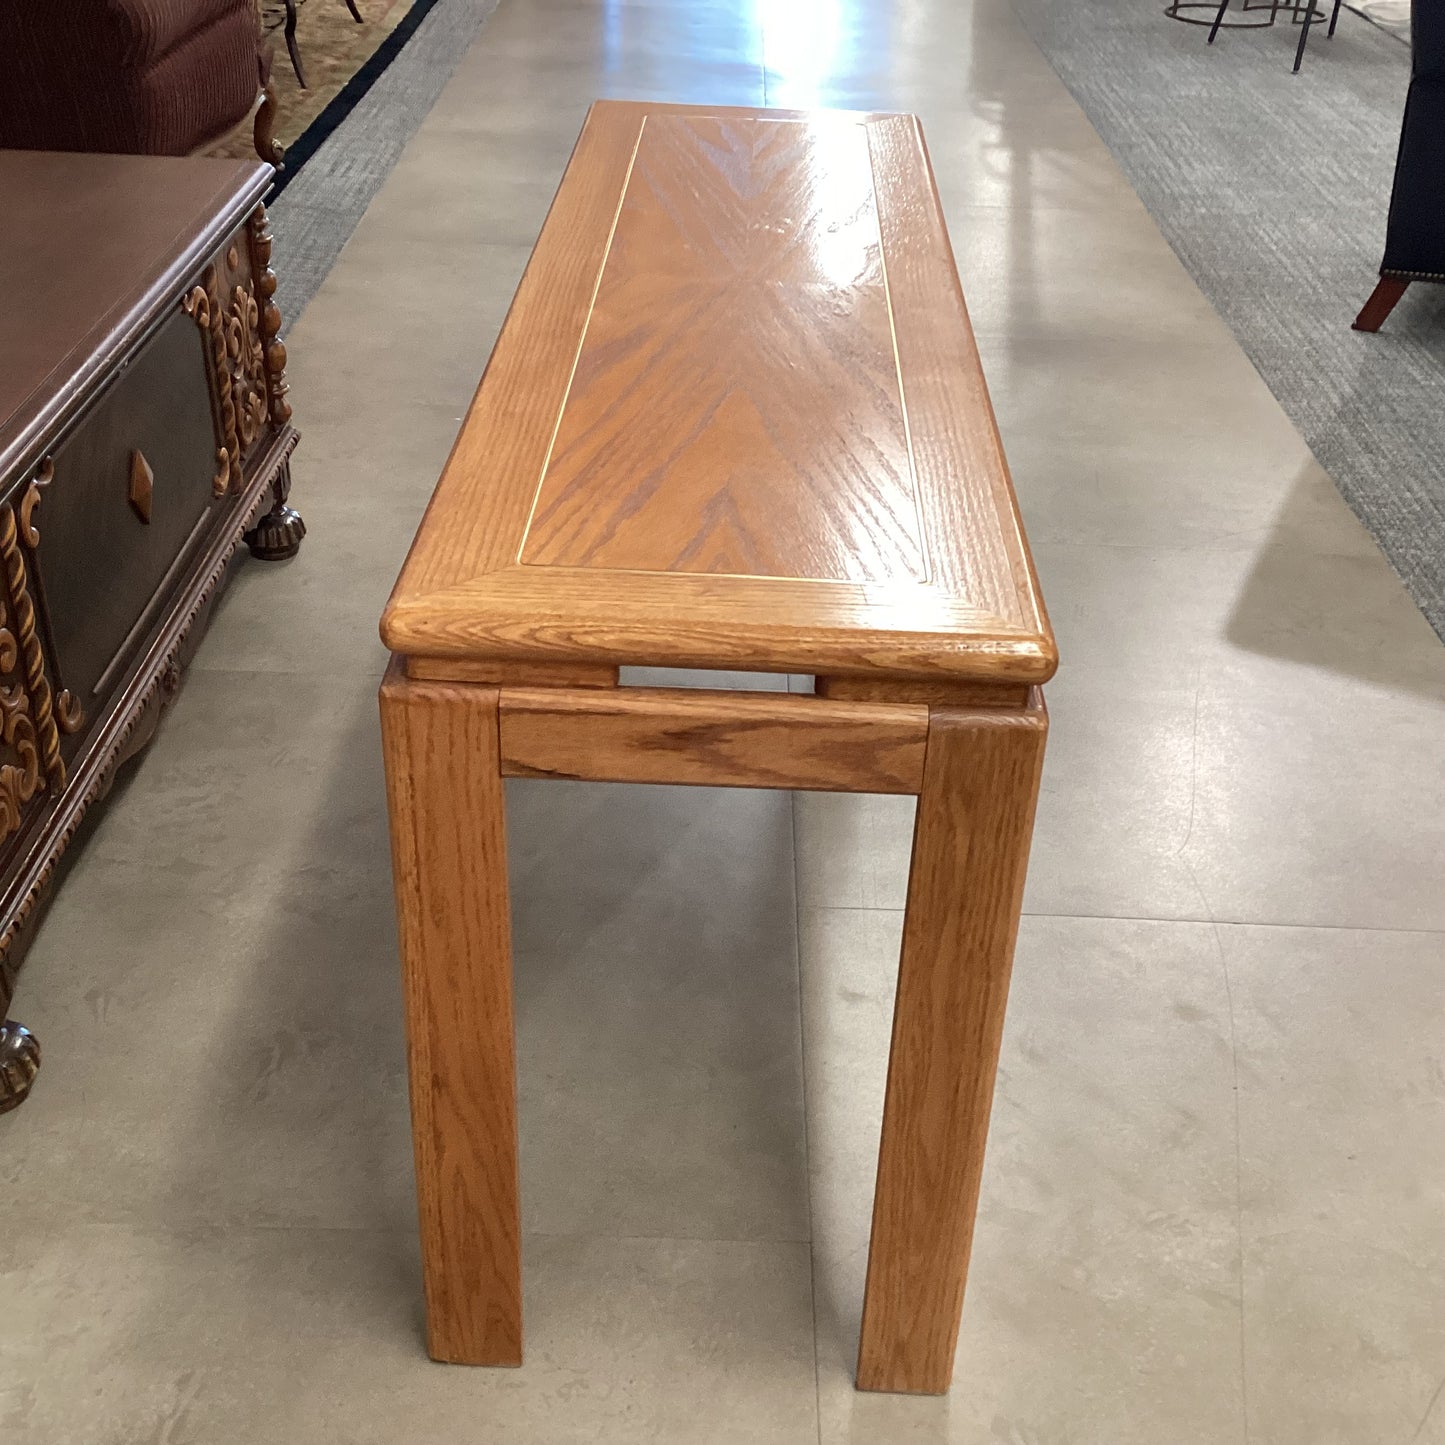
[0,0,280,164]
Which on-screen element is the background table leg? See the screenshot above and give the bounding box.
[856,697,1048,1394]
[380,663,522,1366]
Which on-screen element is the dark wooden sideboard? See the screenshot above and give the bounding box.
[0,151,305,1111]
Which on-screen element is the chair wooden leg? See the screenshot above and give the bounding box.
[253,83,284,171]
[856,697,1048,1395]
[1353,277,1410,332]
[380,662,522,1366]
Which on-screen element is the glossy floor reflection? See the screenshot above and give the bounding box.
[4,0,1445,1441]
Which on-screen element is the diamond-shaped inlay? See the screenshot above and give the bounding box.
[129,449,153,524]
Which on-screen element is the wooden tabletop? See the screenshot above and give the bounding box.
[383,101,1055,684]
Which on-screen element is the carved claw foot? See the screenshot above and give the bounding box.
[0,1021,40,1114]
[246,503,306,561]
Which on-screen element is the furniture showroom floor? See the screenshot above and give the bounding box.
[5,0,1445,1441]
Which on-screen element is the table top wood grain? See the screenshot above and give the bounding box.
[382,100,1055,684]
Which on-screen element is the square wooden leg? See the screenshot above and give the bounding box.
[379,660,522,1366]
[856,696,1048,1394]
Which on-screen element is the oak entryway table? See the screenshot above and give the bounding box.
[380,100,1056,1396]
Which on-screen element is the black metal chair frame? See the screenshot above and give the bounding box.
[277,0,365,91]
[1170,0,1347,72]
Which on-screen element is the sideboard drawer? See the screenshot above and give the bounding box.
[34,305,224,705]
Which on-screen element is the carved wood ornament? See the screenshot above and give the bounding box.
[18,456,52,548]
[183,280,234,496]
[227,281,268,451]
[13,460,84,744]
[0,498,66,839]
[185,207,292,496]
[247,206,293,429]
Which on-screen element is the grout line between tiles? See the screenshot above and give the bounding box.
[1185,859,1253,1444]
[36,1220,819,1247]
[524,1229,815,1246]
[799,903,1445,937]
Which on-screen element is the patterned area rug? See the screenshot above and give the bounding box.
[208,0,434,169]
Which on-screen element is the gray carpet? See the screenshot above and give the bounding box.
[269,0,499,325]
[1008,0,1445,639]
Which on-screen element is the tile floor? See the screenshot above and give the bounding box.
[4,0,1445,1440]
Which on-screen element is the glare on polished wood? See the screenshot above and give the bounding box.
[381,99,1054,684]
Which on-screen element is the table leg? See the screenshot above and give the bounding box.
[379,663,522,1365]
[856,698,1047,1394]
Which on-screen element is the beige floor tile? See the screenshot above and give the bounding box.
[1037,646,1443,931]
[1227,923,1445,1444]
[193,501,416,677]
[1243,1228,1445,1445]
[0,675,411,1233]
[422,75,592,143]
[946,200,1227,344]
[792,790,916,912]
[507,778,809,1241]
[793,669,1210,925]
[980,332,1314,478]
[1006,438,1379,556]
[0,1225,818,1445]
[286,236,530,414]
[8,672,809,1244]
[191,431,455,675]
[801,909,1246,1441]
[762,12,1091,116]
[339,126,568,248]
[81,669,386,879]
[907,96,1143,214]
[1031,534,1445,688]
[1024,666,1206,922]
[0,849,416,1234]
[1178,658,1445,931]
[275,393,467,514]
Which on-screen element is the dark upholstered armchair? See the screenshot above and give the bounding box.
[1354,2,1445,331]
[0,0,279,164]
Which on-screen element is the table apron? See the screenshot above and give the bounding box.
[496,684,932,795]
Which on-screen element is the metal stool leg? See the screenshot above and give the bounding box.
[1293,0,1319,71]
[1328,0,1343,37]
[283,0,307,88]
[1208,0,1232,44]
